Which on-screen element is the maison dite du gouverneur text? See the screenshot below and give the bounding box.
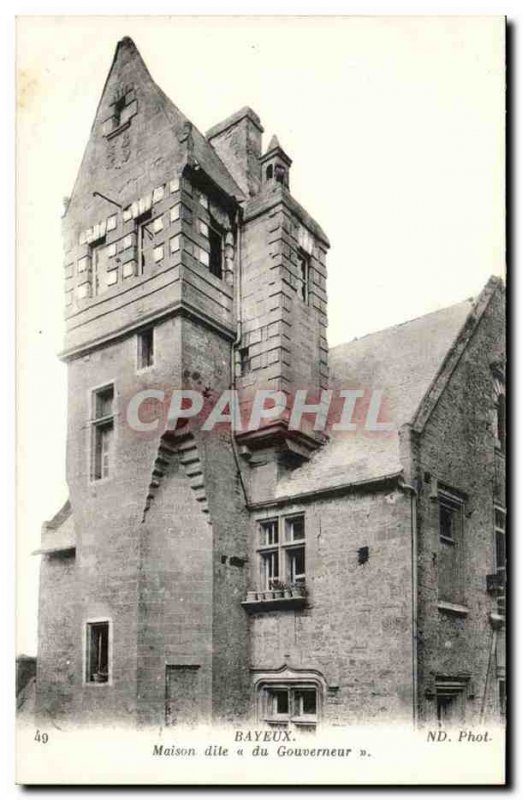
[34,37,506,730]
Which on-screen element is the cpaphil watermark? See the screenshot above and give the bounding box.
[123,387,395,438]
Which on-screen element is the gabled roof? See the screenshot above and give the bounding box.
[156,84,245,200]
[119,38,244,199]
[66,37,244,214]
[276,282,502,498]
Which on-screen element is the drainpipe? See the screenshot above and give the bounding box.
[399,477,419,729]
[229,205,249,505]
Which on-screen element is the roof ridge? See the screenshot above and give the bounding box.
[330,296,475,352]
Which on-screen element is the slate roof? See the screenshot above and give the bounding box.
[276,297,475,497]
[120,38,244,201]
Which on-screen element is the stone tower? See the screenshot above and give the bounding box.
[35,37,329,727]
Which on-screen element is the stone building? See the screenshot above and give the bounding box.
[35,37,506,730]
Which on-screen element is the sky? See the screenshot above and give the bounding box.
[16,15,505,655]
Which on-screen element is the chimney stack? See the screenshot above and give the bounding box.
[206,107,264,197]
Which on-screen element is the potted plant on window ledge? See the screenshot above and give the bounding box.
[270,579,285,599]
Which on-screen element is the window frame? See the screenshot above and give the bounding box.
[136,210,155,275]
[257,514,306,591]
[255,674,322,732]
[84,618,112,686]
[296,249,310,304]
[438,491,463,546]
[492,373,506,454]
[494,505,506,615]
[137,327,155,371]
[208,223,224,280]
[90,383,115,483]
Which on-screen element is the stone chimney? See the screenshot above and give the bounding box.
[206,107,264,197]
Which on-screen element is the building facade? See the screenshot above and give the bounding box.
[35,37,506,730]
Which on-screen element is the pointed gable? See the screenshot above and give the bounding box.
[65,37,243,229]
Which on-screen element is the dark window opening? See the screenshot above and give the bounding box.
[92,385,114,481]
[435,680,467,727]
[86,621,109,683]
[297,251,310,303]
[138,328,154,369]
[137,211,153,274]
[113,95,126,128]
[208,227,223,279]
[295,689,317,716]
[437,491,465,605]
[287,546,305,585]
[271,689,289,715]
[239,346,250,376]
[266,164,273,181]
[439,503,457,542]
[274,164,286,185]
[358,546,369,565]
[95,385,114,419]
[261,685,318,731]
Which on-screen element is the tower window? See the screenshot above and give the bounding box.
[274,164,287,185]
[91,384,114,481]
[137,328,154,370]
[208,226,223,279]
[239,346,250,376]
[137,211,154,274]
[297,251,310,303]
[85,621,110,684]
[266,164,273,181]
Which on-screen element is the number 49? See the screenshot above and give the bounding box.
[34,729,48,744]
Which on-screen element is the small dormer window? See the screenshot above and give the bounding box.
[274,164,287,185]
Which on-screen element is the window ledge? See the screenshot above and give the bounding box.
[437,601,469,617]
[105,120,131,140]
[242,592,307,613]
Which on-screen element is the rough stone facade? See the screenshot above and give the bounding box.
[35,37,506,731]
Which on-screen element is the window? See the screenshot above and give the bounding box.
[435,678,467,727]
[259,684,318,732]
[437,489,465,606]
[137,328,154,370]
[85,621,110,683]
[492,371,506,453]
[495,507,506,615]
[91,384,114,481]
[208,226,223,279]
[266,164,273,181]
[258,515,306,590]
[439,494,462,544]
[136,211,154,274]
[296,250,310,303]
[239,346,250,377]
